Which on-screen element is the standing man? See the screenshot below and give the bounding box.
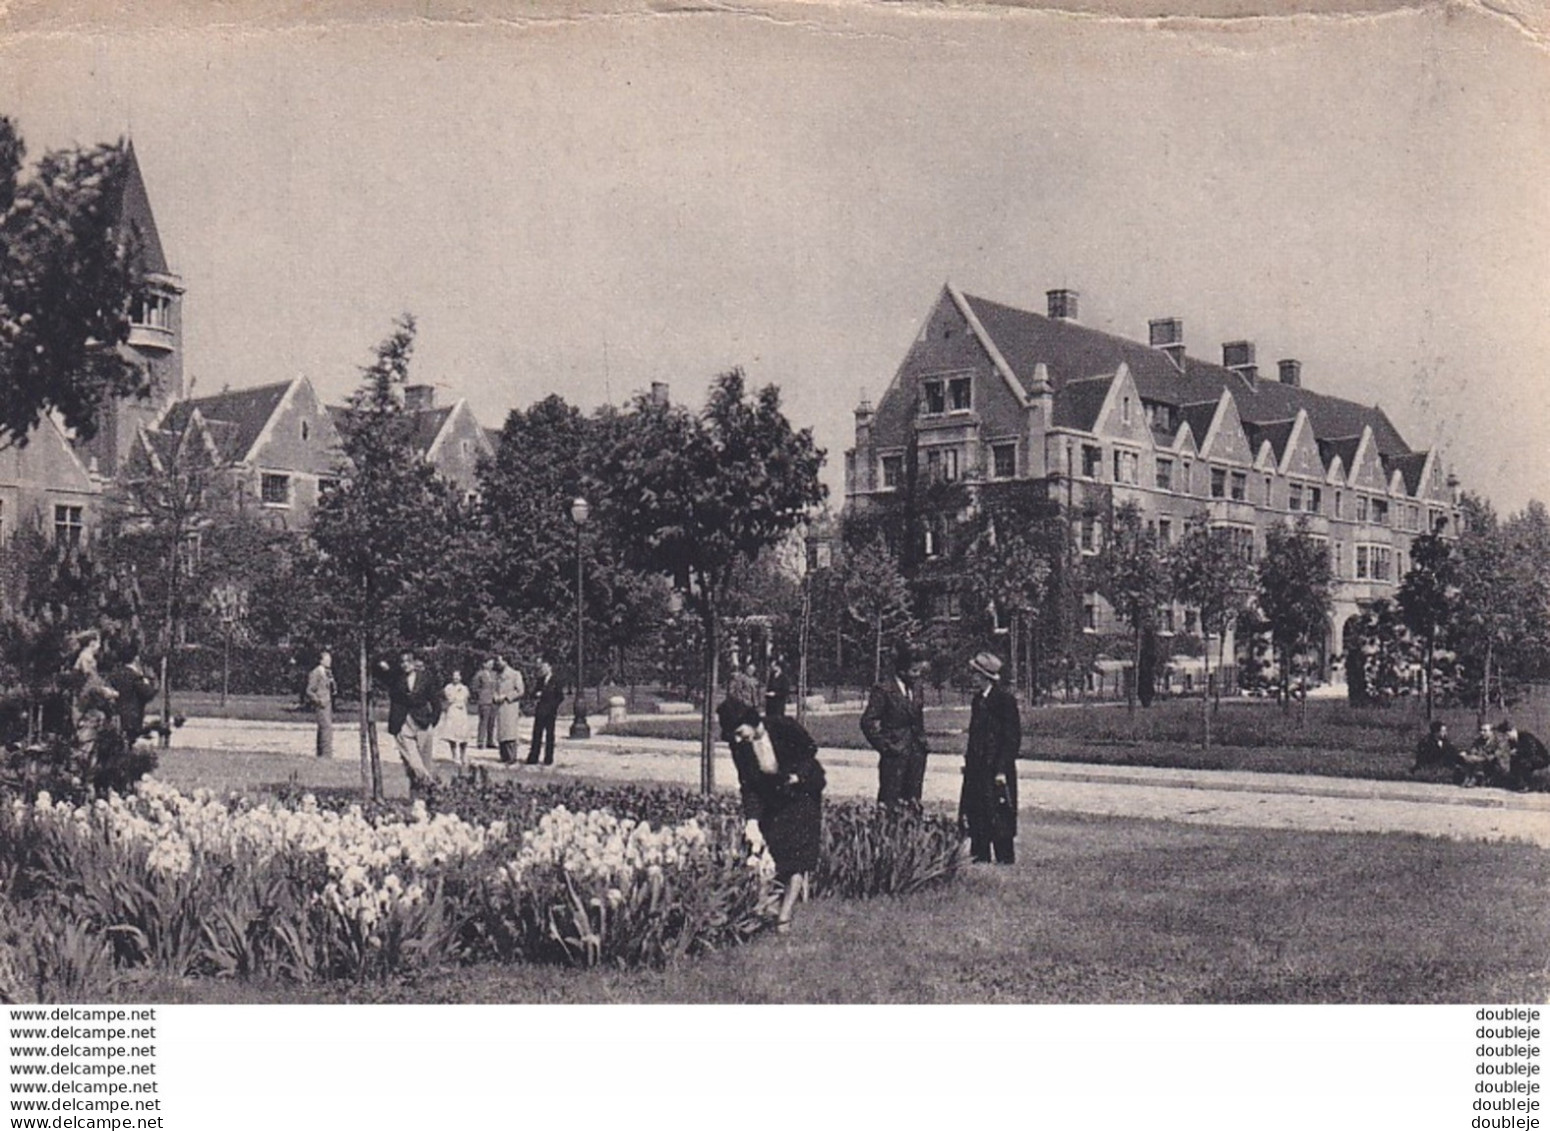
[526,660,564,766]
[306,649,337,759]
[384,650,439,788]
[958,651,1021,864]
[492,653,526,765]
[471,657,499,750]
[764,655,792,718]
[860,641,930,805]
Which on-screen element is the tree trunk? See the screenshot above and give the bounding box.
[1126,619,1139,714]
[221,629,230,709]
[873,614,883,684]
[1423,630,1434,721]
[699,595,719,795]
[1201,626,1212,750]
[1478,639,1493,727]
[358,635,372,799]
[1008,611,1021,695]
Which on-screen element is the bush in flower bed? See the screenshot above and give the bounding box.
[0,774,963,1000]
[812,801,964,899]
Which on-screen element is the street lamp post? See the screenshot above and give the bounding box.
[569,496,592,739]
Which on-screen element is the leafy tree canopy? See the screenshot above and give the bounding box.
[0,117,145,448]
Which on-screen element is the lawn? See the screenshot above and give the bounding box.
[105,808,1550,1005]
[608,696,1550,786]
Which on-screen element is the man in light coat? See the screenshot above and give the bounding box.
[492,653,526,764]
[306,649,337,759]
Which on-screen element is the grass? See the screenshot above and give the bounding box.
[103,810,1550,1004]
[607,696,1550,786]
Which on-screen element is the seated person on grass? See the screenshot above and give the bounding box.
[1453,723,1504,788]
[1410,720,1458,781]
[1497,722,1550,793]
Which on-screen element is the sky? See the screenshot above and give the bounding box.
[2,0,1547,512]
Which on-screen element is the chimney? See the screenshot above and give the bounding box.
[1277,358,1301,387]
[1046,289,1079,322]
[1222,341,1257,382]
[1149,317,1185,372]
[649,381,670,407]
[403,384,436,412]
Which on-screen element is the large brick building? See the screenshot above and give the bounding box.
[845,283,1462,684]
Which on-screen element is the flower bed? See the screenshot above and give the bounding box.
[0,777,962,1001]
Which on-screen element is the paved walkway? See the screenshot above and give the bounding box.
[175,716,1550,849]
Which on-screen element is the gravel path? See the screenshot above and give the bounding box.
[175,716,1550,848]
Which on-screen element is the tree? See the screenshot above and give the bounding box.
[473,396,672,685]
[309,315,463,798]
[960,525,1051,698]
[1090,502,1171,711]
[0,524,141,744]
[1343,599,1415,706]
[107,408,237,744]
[0,117,145,448]
[1448,494,1550,719]
[1170,517,1256,746]
[1397,529,1458,719]
[1256,521,1333,714]
[840,536,916,683]
[597,370,825,793]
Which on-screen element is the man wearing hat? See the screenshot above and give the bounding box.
[860,641,931,804]
[959,651,1021,864]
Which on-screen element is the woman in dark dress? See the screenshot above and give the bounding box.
[720,703,826,932]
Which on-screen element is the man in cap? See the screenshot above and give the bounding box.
[860,640,931,804]
[959,651,1021,864]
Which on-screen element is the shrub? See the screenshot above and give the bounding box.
[813,801,963,899]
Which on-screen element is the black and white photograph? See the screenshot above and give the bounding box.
[1,0,1547,1123]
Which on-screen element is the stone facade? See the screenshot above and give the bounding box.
[846,283,1462,681]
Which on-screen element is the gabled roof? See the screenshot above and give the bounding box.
[1317,436,1360,471]
[1179,401,1220,452]
[1382,451,1430,496]
[410,406,455,455]
[1241,418,1296,466]
[956,289,1414,458]
[116,142,169,276]
[160,380,292,464]
[1051,375,1114,431]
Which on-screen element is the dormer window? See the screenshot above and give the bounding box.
[922,381,946,415]
[948,377,971,412]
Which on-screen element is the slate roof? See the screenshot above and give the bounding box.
[957,291,1414,457]
[410,406,454,454]
[1242,418,1296,465]
[116,143,169,276]
[1051,376,1113,430]
[1317,436,1362,474]
[1179,401,1221,450]
[1382,451,1430,495]
[160,381,292,463]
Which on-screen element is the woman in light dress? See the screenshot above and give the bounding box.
[441,669,473,769]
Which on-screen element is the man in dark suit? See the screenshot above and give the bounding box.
[959,651,1021,864]
[1410,720,1458,781]
[526,661,565,766]
[860,641,930,805]
[107,640,159,743]
[383,651,440,788]
[1501,722,1549,792]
